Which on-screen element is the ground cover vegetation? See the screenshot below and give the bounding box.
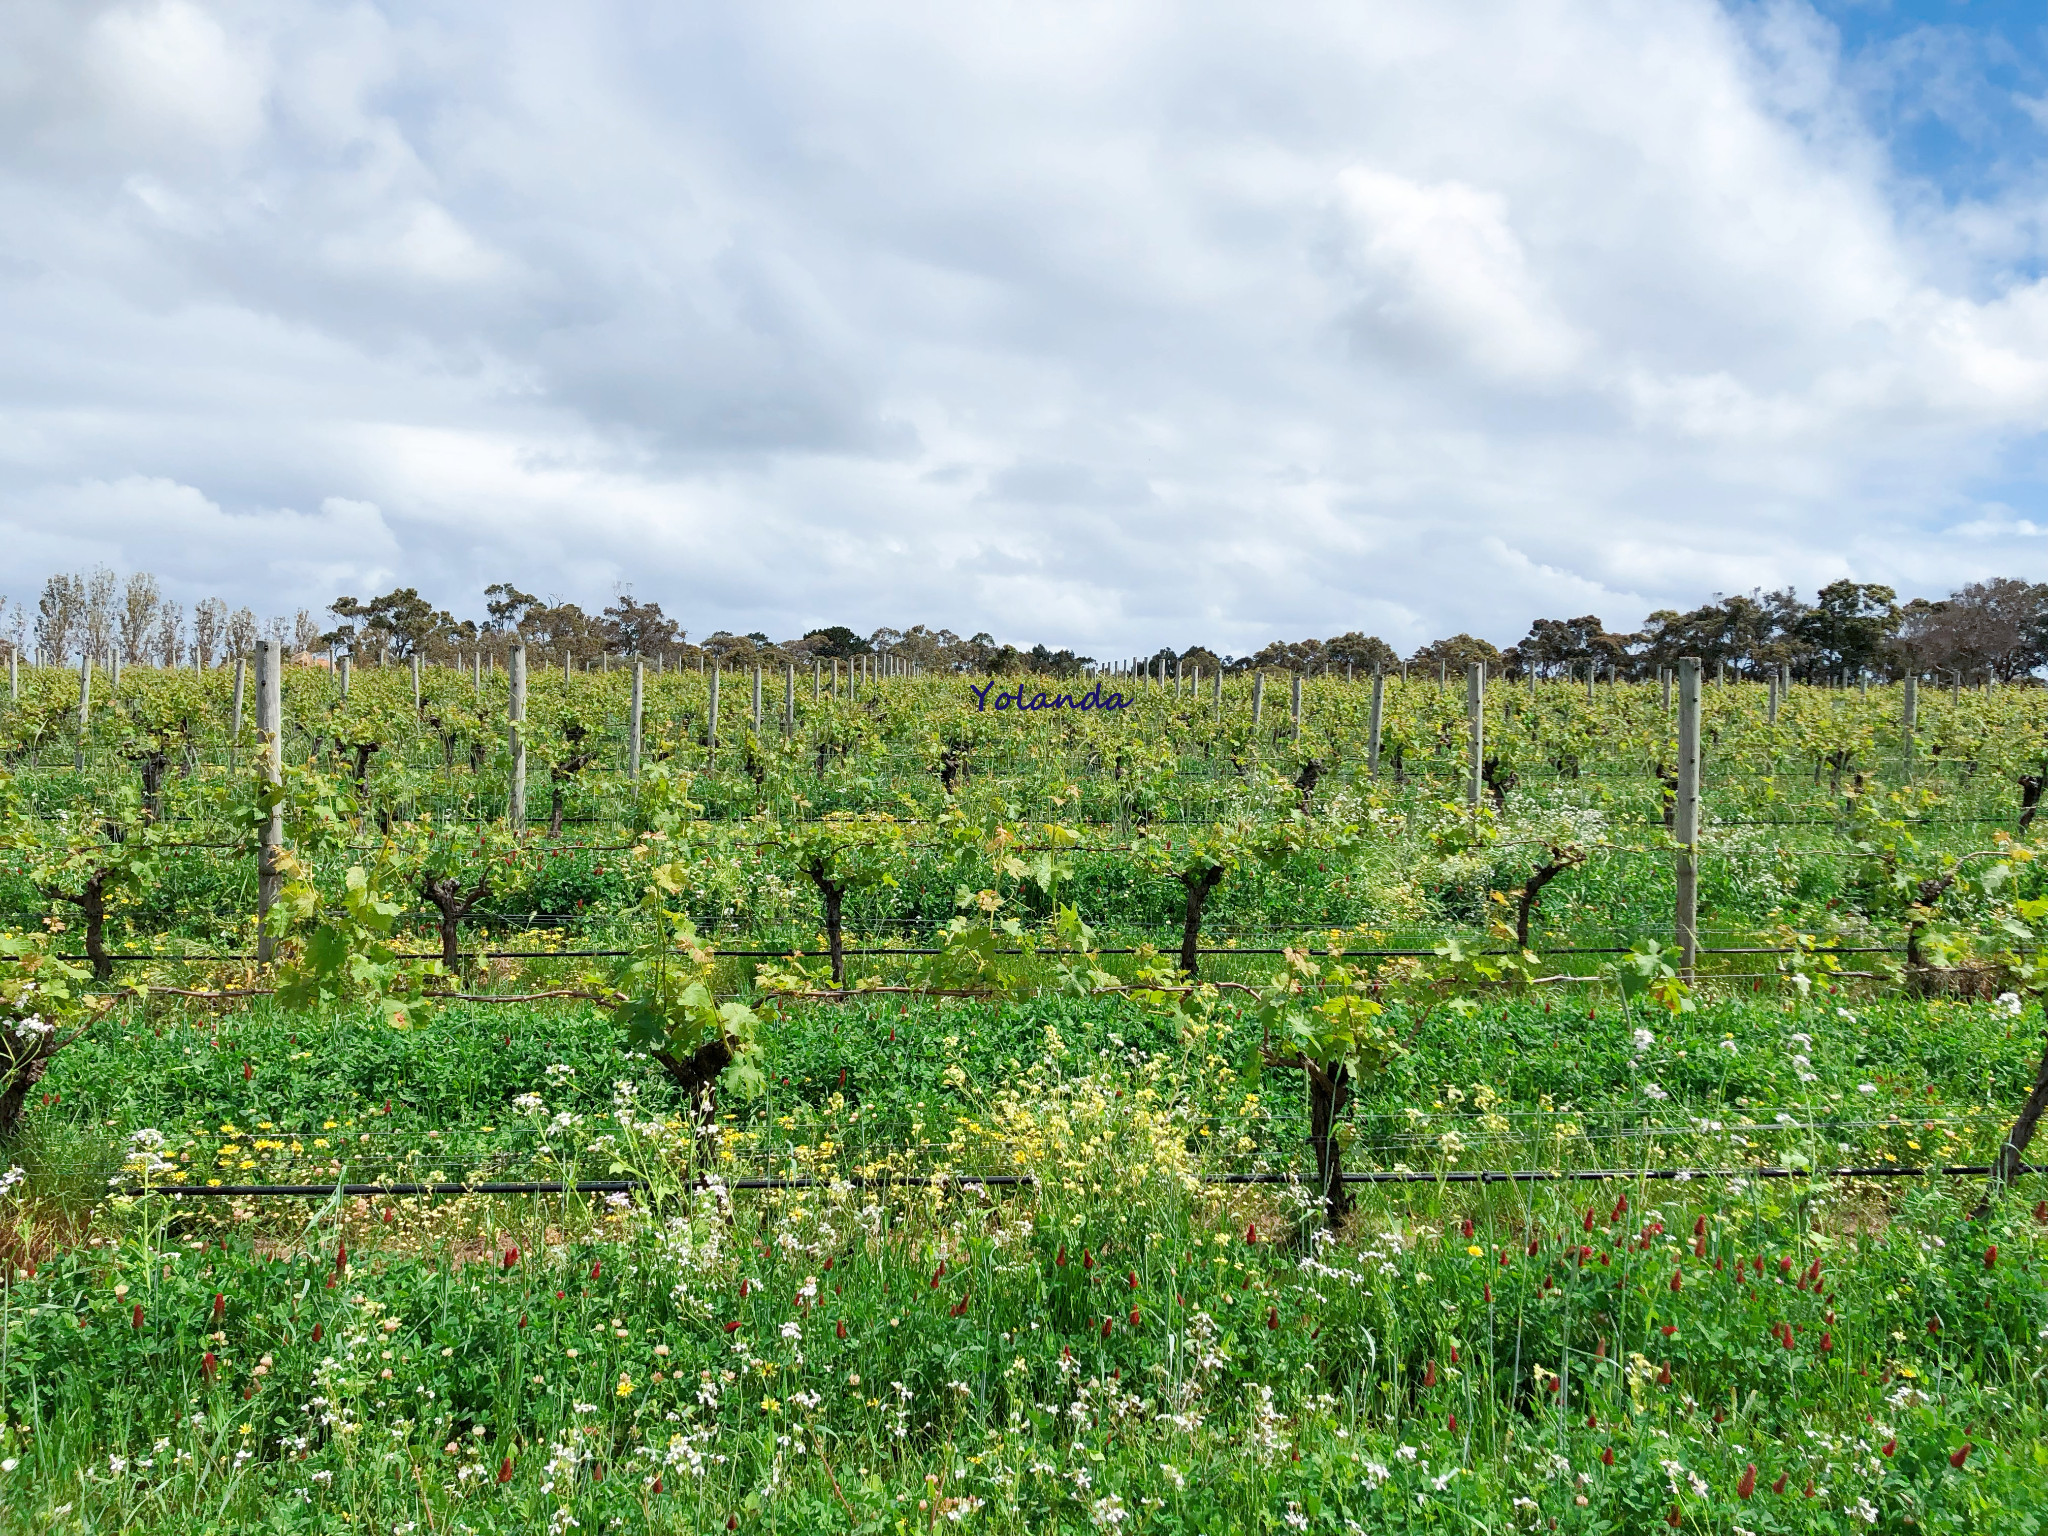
[0,656,2046,1532]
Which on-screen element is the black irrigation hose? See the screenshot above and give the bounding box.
[143,1163,2041,1199]
[64,943,1910,964]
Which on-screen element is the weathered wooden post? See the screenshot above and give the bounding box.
[1675,657,1702,979]
[1767,672,1779,725]
[1251,671,1264,725]
[1903,674,1919,771]
[507,643,527,828]
[255,640,284,964]
[411,653,422,709]
[751,666,763,732]
[338,652,351,699]
[1290,672,1302,742]
[1466,663,1485,807]
[1367,671,1385,777]
[1660,666,1671,713]
[73,655,91,771]
[708,664,721,754]
[629,658,644,782]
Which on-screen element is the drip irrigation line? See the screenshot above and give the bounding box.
[136,1161,2042,1199]
[63,942,1908,964]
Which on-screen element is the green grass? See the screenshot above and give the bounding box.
[3,986,2046,1532]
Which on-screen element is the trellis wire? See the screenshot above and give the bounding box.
[137,1161,2043,1199]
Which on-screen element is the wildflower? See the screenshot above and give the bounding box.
[1670,1270,1682,1293]
[202,1352,219,1381]
[1101,1316,1113,1338]
[724,1321,742,1334]
[132,1305,143,1330]
[1997,992,2023,1015]
[212,1294,225,1323]
[616,1377,633,1398]
[1266,1306,1278,1331]
[1657,1362,1672,1385]
[1771,1475,1787,1495]
[836,1319,847,1339]
[1601,1448,1614,1467]
[1245,1223,1258,1244]
[503,1247,519,1271]
[1128,1308,1140,1328]
[497,1456,513,1483]
[1737,1464,1756,1499]
[1985,1245,1998,1269]
[1950,1444,1972,1469]
[1882,1440,1895,1457]
[591,1261,601,1280]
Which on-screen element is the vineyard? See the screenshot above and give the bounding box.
[2,652,2047,1532]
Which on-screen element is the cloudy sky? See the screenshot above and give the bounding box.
[2,0,2046,658]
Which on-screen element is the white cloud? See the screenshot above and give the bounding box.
[0,0,2044,655]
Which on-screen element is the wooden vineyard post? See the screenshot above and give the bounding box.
[1675,657,1701,979]
[1290,672,1302,742]
[507,643,527,829]
[1903,675,1918,774]
[411,653,422,710]
[629,658,644,782]
[1660,666,1671,713]
[1439,660,1446,693]
[1368,671,1385,777]
[1251,671,1264,725]
[1584,664,1593,704]
[751,666,763,733]
[1175,655,1183,699]
[1466,663,1485,807]
[7,649,14,701]
[1767,672,1779,725]
[708,664,721,755]
[1528,666,1535,701]
[473,650,482,698]
[812,660,820,702]
[784,663,795,735]
[1211,666,1221,717]
[255,640,284,965]
[110,652,120,692]
[74,655,91,771]
[338,653,351,699]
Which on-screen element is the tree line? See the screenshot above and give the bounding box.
[7,569,2045,682]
